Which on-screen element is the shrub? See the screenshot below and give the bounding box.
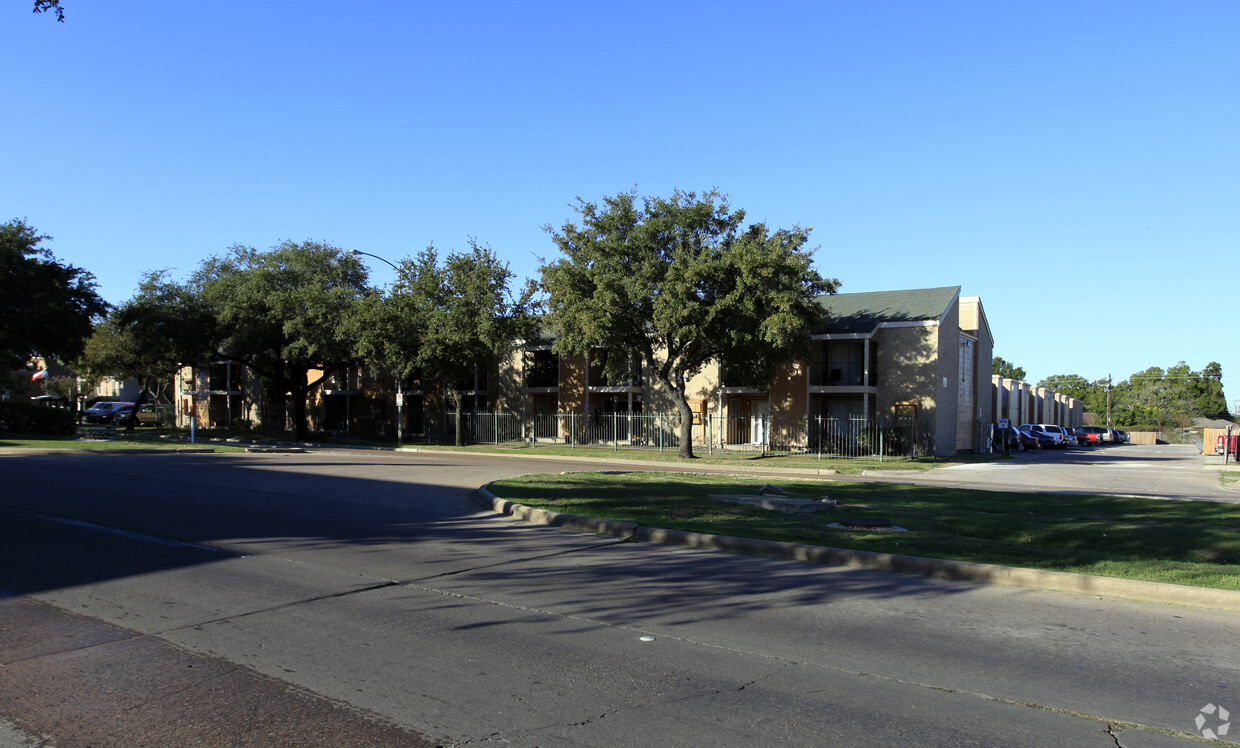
[0,401,76,435]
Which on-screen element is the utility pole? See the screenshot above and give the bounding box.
[1106,374,1112,428]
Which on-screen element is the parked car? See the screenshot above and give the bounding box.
[1020,423,1067,448]
[83,401,134,424]
[114,403,161,426]
[1114,430,1129,444]
[1064,427,1096,446]
[1079,426,1110,443]
[30,395,70,409]
[1013,425,1057,451]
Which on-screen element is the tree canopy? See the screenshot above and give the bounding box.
[0,219,108,368]
[1037,362,1231,428]
[192,241,370,440]
[84,271,217,428]
[540,189,835,458]
[356,240,536,446]
[992,357,1026,381]
[1037,374,1091,400]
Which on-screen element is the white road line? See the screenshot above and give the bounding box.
[38,515,235,554]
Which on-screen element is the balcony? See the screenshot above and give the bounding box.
[522,350,559,390]
[720,364,767,392]
[587,350,643,389]
[453,371,489,393]
[810,361,875,388]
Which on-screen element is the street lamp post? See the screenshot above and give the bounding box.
[349,250,404,445]
[350,249,398,272]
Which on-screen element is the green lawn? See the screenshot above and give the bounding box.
[5,423,976,473]
[0,433,244,453]
[487,472,1240,590]
[400,441,962,474]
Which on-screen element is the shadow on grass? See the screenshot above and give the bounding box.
[488,472,1240,590]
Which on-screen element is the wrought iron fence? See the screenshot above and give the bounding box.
[438,412,924,459]
[443,412,526,444]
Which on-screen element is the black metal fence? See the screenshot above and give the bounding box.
[439,412,927,459]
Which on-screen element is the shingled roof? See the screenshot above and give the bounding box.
[812,286,960,335]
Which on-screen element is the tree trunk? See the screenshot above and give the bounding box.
[123,383,149,432]
[453,391,464,447]
[664,374,696,459]
[290,365,310,442]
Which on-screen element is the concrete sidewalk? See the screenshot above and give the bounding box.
[0,595,437,748]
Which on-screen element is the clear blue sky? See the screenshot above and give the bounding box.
[4,2,1237,408]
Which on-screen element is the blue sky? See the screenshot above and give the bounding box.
[4,1,1237,406]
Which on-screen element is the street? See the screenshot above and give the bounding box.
[1,447,1237,746]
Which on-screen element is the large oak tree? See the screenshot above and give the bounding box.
[540,189,835,458]
[192,241,369,441]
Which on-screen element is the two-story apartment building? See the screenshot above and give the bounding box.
[163,285,1022,456]
[498,286,994,456]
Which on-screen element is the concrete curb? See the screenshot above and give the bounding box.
[475,485,1240,614]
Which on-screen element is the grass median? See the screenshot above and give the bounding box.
[487,472,1240,590]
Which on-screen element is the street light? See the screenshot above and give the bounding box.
[350,248,399,271]
[349,249,404,445]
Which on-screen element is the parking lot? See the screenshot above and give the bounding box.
[878,442,1240,502]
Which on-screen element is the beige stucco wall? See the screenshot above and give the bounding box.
[1069,398,1084,426]
[684,362,720,414]
[966,298,994,428]
[559,353,587,414]
[495,348,524,413]
[935,297,961,456]
[770,360,806,419]
[956,337,977,451]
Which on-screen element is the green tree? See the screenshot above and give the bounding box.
[33,1,65,21]
[541,189,835,458]
[1082,378,1111,420]
[362,240,536,447]
[84,271,217,429]
[1,219,108,367]
[192,241,370,441]
[992,357,1026,381]
[1189,361,1230,420]
[1038,373,1091,400]
[1119,365,1194,430]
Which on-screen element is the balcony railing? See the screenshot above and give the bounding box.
[810,361,874,387]
[523,369,559,389]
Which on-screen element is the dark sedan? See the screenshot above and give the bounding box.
[1013,426,1057,451]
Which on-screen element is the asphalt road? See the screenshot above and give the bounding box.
[1,447,1237,747]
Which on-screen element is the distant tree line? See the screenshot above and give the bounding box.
[993,357,1232,429]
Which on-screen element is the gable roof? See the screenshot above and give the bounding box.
[812,286,961,335]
